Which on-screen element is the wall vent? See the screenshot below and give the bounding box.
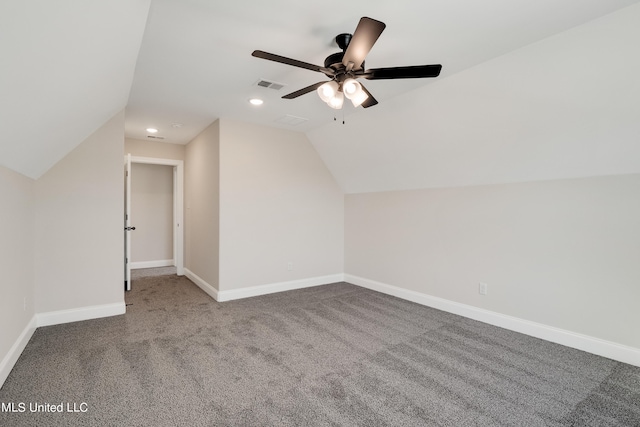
[256,79,285,90]
[147,135,165,140]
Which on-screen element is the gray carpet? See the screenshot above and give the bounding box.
[131,266,177,279]
[1,276,639,426]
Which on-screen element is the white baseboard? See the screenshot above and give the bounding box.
[0,316,36,389]
[184,268,219,301]
[217,274,345,302]
[36,302,126,328]
[345,274,640,368]
[130,259,174,269]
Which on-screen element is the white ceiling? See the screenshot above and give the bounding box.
[0,0,150,179]
[309,3,640,192]
[2,0,639,184]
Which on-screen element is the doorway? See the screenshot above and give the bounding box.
[124,155,184,291]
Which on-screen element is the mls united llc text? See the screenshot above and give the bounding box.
[2,402,88,413]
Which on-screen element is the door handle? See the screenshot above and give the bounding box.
[125,226,136,231]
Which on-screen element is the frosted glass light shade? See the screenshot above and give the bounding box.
[317,81,339,102]
[349,90,368,107]
[327,91,344,109]
[342,78,369,107]
[343,79,360,98]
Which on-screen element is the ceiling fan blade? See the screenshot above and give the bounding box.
[364,64,442,80]
[342,17,386,70]
[359,83,378,108]
[282,81,327,99]
[252,50,325,73]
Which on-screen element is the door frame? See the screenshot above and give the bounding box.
[127,155,185,276]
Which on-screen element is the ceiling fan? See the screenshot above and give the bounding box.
[252,17,442,109]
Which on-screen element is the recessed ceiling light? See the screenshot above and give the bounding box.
[249,98,264,106]
[146,128,158,133]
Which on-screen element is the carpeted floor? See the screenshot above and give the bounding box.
[1,275,639,426]
[131,266,177,280]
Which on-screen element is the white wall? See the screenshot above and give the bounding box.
[0,165,35,380]
[219,119,344,291]
[34,111,125,314]
[130,163,173,264]
[345,174,640,349]
[184,120,220,289]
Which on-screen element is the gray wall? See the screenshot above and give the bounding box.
[345,174,640,348]
[0,166,35,374]
[219,119,344,290]
[34,111,125,313]
[130,163,173,264]
[185,120,220,289]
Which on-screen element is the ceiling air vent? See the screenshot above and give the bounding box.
[147,135,165,140]
[256,79,285,90]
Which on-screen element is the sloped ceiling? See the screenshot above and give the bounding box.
[0,0,151,179]
[1,0,639,188]
[126,0,639,145]
[308,4,640,193]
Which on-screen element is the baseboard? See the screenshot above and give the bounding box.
[345,274,640,368]
[217,274,345,302]
[183,270,345,303]
[0,315,36,389]
[130,259,174,269]
[184,268,219,301]
[36,302,126,328]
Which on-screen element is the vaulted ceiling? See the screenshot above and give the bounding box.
[0,0,150,179]
[2,0,639,189]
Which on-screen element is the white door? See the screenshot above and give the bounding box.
[124,153,133,291]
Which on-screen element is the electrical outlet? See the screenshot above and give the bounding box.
[479,282,488,295]
[287,262,293,271]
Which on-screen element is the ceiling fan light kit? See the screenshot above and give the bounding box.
[252,16,442,110]
[317,79,364,109]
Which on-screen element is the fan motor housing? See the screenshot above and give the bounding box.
[324,52,365,72]
[324,52,344,68]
